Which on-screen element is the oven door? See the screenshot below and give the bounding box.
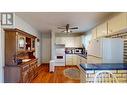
[55,55,65,62]
[55,48,65,63]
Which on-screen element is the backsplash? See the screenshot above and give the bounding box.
[65,48,85,54]
[107,32,127,63]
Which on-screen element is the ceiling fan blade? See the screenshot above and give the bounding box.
[57,27,66,29]
[70,27,78,29]
[61,30,67,33]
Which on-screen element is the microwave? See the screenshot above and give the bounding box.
[74,49,82,54]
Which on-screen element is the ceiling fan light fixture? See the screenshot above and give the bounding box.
[58,24,78,33]
[68,29,71,33]
[64,30,67,33]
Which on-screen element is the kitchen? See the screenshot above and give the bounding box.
[0,12,127,83]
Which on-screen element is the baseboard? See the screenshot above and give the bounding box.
[37,64,41,67]
[42,63,49,64]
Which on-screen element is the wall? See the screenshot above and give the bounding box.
[41,32,51,63]
[0,27,2,82]
[82,31,92,50]
[0,21,4,82]
[51,29,56,60]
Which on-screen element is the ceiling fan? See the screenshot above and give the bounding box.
[57,24,78,33]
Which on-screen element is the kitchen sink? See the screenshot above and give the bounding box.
[22,59,31,62]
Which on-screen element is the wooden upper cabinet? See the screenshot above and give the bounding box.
[17,32,36,52]
[5,31,17,65]
[108,13,127,35]
[96,22,108,38]
[91,28,97,40]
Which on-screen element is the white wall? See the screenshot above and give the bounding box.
[51,29,56,60]
[0,21,3,82]
[0,28,2,82]
[0,13,6,82]
[82,31,92,50]
[41,32,51,63]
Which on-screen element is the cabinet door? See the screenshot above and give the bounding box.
[31,38,35,51]
[74,36,82,47]
[17,34,26,51]
[22,69,29,83]
[108,13,127,34]
[76,55,81,67]
[91,28,97,40]
[65,37,74,47]
[66,54,73,65]
[87,55,102,64]
[61,37,66,44]
[97,22,108,38]
[72,55,78,65]
[81,57,87,64]
[55,37,62,44]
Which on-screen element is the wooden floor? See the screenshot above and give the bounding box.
[31,64,80,83]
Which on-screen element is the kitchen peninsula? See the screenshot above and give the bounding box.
[80,63,127,83]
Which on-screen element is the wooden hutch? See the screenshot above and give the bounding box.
[4,28,38,83]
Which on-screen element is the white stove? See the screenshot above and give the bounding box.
[55,44,65,66]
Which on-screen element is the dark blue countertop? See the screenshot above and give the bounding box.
[80,63,127,70]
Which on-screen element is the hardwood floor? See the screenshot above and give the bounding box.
[31,64,80,83]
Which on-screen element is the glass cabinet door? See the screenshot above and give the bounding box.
[18,35,26,51]
[31,38,35,51]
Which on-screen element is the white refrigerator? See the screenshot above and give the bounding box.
[87,38,124,63]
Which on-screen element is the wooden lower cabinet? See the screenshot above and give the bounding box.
[4,59,38,83]
[22,69,29,83]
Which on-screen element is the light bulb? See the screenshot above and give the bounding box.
[64,30,67,33]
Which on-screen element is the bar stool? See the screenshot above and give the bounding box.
[94,70,119,83]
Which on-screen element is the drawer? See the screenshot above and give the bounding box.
[22,64,29,72]
[30,61,37,66]
[117,70,127,73]
[86,70,94,74]
[66,58,73,61]
[80,74,86,83]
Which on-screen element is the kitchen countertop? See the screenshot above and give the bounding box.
[76,54,87,59]
[66,53,87,59]
[5,58,38,67]
[80,63,127,70]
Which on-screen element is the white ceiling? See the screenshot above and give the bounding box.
[15,12,111,33]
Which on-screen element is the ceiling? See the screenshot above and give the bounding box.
[15,12,111,33]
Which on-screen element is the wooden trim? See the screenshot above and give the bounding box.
[3,28,37,39]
